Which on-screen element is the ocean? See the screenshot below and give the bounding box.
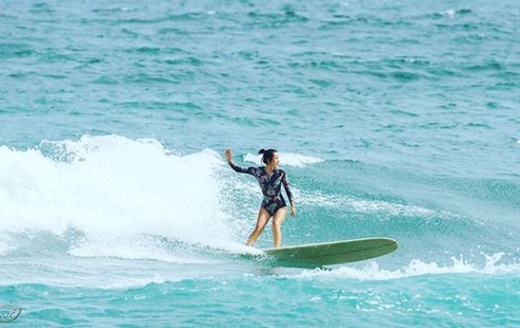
[1,0,519,326]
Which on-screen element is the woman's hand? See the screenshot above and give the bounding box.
[225,148,233,163]
[290,204,296,217]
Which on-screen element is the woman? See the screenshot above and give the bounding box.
[225,148,296,248]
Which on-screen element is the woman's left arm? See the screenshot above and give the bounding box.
[282,171,296,217]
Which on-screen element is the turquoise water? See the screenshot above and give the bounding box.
[1,0,519,326]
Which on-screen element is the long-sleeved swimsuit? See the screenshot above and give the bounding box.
[228,162,293,216]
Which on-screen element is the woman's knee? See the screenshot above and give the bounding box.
[272,212,286,228]
[272,220,282,230]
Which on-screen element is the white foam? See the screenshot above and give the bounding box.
[298,191,435,217]
[441,9,456,17]
[215,241,264,255]
[294,253,519,281]
[0,135,239,258]
[244,152,323,168]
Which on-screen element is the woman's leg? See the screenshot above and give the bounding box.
[246,207,271,246]
[272,207,287,248]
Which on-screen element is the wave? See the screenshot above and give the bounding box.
[0,135,330,259]
[244,152,323,168]
[294,253,520,281]
[4,252,515,289]
[298,191,436,217]
[2,136,518,263]
[0,135,238,252]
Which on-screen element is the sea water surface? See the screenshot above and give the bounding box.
[1,0,519,327]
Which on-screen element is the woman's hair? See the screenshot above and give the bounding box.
[258,148,278,165]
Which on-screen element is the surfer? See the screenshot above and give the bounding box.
[225,148,296,248]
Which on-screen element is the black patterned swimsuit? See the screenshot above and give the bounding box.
[228,162,294,216]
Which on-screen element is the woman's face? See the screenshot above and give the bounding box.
[270,152,280,167]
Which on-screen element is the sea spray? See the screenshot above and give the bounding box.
[0,136,240,259]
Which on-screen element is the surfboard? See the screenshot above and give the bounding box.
[260,237,398,268]
[0,305,22,323]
